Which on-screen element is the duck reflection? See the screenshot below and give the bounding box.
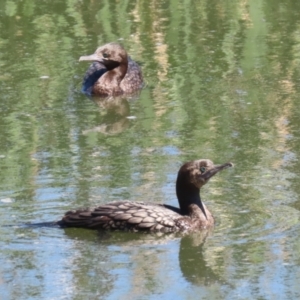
[82,96,132,135]
[179,231,227,286]
[63,227,226,287]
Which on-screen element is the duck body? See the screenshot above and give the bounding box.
[57,201,214,233]
[79,43,143,96]
[57,159,232,233]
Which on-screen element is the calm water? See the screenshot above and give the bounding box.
[1,0,300,299]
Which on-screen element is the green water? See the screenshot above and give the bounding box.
[1,0,300,299]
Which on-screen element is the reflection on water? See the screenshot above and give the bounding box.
[1,0,300,299]
[63,228,217,298]
[82,97,131,135]
[179,231,225,286]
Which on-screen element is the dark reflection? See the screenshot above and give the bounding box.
[82,96,133,135]
[69,228,182,245]
[62,225,207,247]
[63,226,105,242]
[179,231,228,286]
[64,227,227,287]
[289,200,300,212]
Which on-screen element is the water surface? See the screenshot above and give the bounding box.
[1,0,300,299]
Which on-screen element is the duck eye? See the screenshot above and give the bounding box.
[200,167,206,173]
[103,52,109,59]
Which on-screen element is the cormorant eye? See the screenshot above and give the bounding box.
[103,52,109,59]
[200,167,206,173]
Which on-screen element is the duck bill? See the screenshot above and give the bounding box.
[79,54,101,62]
[204,162,233,181]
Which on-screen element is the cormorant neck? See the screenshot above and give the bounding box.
[176,177,207,219]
